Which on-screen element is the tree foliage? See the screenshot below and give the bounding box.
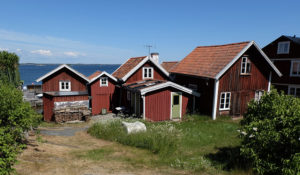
[0,51,20,87]
[240,90,300,175]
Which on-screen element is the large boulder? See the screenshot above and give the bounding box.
[121,121,147,134]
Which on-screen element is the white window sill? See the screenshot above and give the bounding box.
[219,108,230,111]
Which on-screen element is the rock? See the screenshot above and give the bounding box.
[65,120,84,124]
[122,121,147,134]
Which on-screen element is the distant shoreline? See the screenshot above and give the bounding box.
[20,63,121,66]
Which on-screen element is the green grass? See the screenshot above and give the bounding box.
[87,115,251,174]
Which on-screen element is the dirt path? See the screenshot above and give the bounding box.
[15,122,187,175]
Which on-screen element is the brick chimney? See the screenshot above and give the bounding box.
[151,52,159,63]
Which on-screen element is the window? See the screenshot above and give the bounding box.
[100,77,108,86]
[290,61,300,76]
[288,86,300,97]
[241,57,251,74]
[277,41,290,54]
[219,92,231,110]
[173,95,179,105]
[143,67,153,79]
[255,90,264,101]
[59,81,71,91]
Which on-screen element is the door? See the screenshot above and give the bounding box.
[171,92,181,119]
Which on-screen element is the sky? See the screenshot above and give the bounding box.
[0,0,299,64]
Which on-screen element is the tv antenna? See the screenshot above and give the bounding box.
[145,45,153,55]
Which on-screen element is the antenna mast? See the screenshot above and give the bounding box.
[145,45,152,55]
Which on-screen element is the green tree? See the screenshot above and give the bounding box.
[0,51,21,87]
[240,90,300,175]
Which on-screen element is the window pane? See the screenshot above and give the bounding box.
[220,103,224,109]
[292,63,298,74]
[246,63,251,73]
[226,93,230,99]
[144,69,148,77]
[290,88,295,95]
[148,68,152,77]
[173,95,179,105]
[61,82,65,89]
[66,82,69,89]
[221,93,225,99]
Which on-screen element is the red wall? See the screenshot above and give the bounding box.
[145,88,190,121]
[90,76,117,115]
[126,62,168,83]
[217,45,270,116]
[42,68,87,92]
[43,95,88,121]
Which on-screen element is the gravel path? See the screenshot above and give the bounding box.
[39,113,119,137]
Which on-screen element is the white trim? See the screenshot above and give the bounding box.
[59,80,71,91]
[268,71,272,92]
[142,95,146,120]
[100,77,108,87]
[290,60,300,77]
[240,56,251,74]
[277,41,290,54]
[140,81,200,97]
[36,64,89,82]
[142,67,154,79]
[90,71,118,83]
[215,41,282,79]
[212,79,219,120]
[219,92,231,111]
[121,56,169,82]
[170,92,182,120]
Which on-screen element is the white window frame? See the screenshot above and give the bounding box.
[277,41,290,54]
[142,67,154,79]
[219,92,231,111]
[288,85,300,97]
[255,90,264,101]
[100,77,108,87]
[59,81,71,91]
[290,61,300,77]
[241,57,251,74]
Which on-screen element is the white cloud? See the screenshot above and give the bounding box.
[64,51,80,57]
[16,48,22,52]
[31,49,52,56]
[0,48,9,51]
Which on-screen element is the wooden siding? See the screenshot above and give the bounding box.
[271,60,300,85]
[263,36,300,59]
[173,74,215,115]
[145,88,191,121]
[42,68,87,92]
[217,45,270,116]
[53,95,88,102]
[90,76,117,115]
[126,62,168,83]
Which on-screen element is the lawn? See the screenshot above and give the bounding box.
[87,115,252,174]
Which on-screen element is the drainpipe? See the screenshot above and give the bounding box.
[268,71,272,92]
[212,79,219,120]
[142,95,146,120]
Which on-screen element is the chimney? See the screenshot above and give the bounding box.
[151,52,159,63]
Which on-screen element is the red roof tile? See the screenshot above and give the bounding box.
[112,56,146,79]
[88,71,102,80]
[161,61,178,72]
[171,42,250,78]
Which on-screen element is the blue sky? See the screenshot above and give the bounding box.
[0,0,299,64]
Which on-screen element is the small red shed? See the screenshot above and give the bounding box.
[36,64,90,121]
[88,71,119,115]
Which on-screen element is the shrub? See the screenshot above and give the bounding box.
[0,82,41,174]
[240,90,300,175]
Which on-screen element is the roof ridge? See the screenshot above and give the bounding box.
[130,56,147,59]
[196,41,250,48]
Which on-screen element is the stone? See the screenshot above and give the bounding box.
[121,121,147,134]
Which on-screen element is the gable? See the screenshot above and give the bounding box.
[112,56,146,79]
[126,61,169,83]
[263,35,300,59]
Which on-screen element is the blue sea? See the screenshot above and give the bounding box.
[20,64,120,85]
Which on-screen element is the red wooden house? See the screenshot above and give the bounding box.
[36,64,90,121]
[112,53,200,121]
[88,70,119,115]
[170,41,282,119]
[263,35,300,97]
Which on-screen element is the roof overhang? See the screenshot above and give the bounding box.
[215,41,282,80]
[121,56,170,82]
[36,64,90,83]
[140,81,200,97]
[89,71,117,84]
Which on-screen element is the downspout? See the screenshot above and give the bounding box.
[212,79,219,120]
[268,71,272,92]
[142,95,146,120]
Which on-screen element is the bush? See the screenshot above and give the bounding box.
[88,119,181,156]
[240,90,300,175]
[0,82,41,174]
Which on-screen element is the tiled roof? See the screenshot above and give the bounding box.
[88,71,102,80]
[161,61,178,72]
[171,41,250,79]
[112,56,146,79]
